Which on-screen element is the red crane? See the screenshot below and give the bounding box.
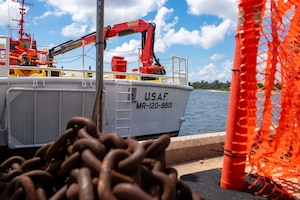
[47,19,165,74]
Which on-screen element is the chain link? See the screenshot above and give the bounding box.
[0,116,204,200]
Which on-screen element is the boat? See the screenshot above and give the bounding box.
[0,0,193,150]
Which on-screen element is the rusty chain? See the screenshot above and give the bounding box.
[0,116,204,200]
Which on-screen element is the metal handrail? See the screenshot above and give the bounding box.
[0,36,189,86]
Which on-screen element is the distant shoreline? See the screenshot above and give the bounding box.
[189,80,231,91]
[193,89,230,92]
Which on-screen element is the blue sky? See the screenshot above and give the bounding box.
[0,0,239,83]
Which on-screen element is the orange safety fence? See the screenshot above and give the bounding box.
[221,0,300,199]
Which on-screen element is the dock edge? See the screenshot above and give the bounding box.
[166,132,225,166]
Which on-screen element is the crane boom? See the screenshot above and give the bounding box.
[48,31,96,58]
[47,19,165,74]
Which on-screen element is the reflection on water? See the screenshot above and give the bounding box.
[179,90,230,136]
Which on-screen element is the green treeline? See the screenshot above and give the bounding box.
[189,80,282,91]
[189,80,231,91]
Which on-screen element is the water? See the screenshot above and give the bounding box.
[179,90,230,136]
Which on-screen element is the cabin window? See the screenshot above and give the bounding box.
[20,41,30,48]
[10,43,17,50]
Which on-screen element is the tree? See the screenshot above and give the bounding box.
[191,80,231,91]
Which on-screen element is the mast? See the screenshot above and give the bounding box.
[92,0,104,133]
[12,0,33,39]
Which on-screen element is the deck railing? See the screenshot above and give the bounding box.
[0,35,189,86]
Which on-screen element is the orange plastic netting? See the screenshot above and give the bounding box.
[223,0,300,199]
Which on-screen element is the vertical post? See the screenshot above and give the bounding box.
[92,0,104,134]
[138,48,141,74]
[185,58,188,85]
[220,0,264,190]
[171,56,174,84]
[82,40,85,71]
[220,34,247,190]
[6,36,10,69]
[220,3,247,190]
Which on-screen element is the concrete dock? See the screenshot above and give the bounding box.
[166,132,225,166]
[172,156,224,177]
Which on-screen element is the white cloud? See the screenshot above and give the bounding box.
[33,10,65,25]
[104,0,167,25]
[186,0,238,21]
[37,0,167,36]
[153,7,178,37]
[209,53,224,61]
[189,59,232,83]
[149,6,235,53]
[61,23,87,37]
[218,59,233,81]
[161,19,234,50]
[43,0,95,23]
[0,1,25,28]
[104,39,140,64]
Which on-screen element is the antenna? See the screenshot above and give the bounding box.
[11,0,34,39]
